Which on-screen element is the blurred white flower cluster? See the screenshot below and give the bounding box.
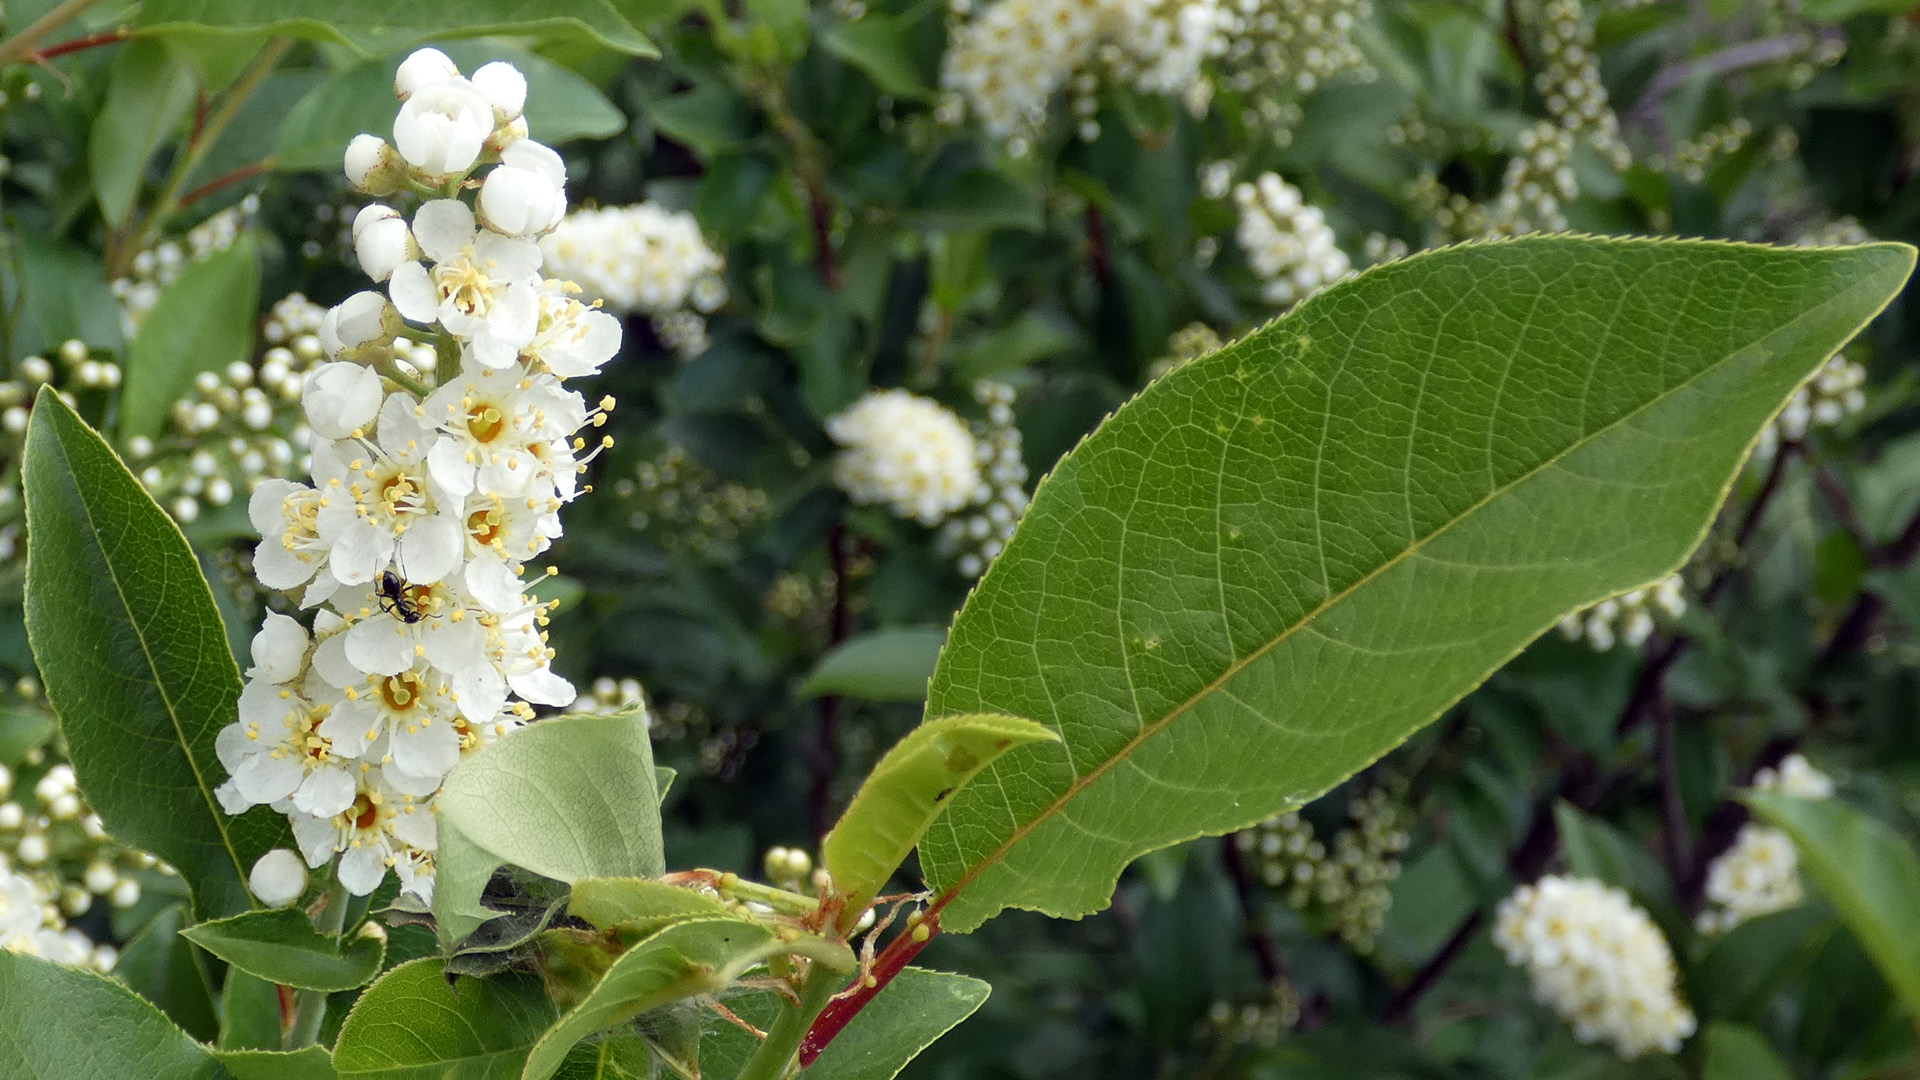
[216,49,622,904]
[1233,173,1352,307]
[829,389,986,527]
[1214,0,1373,103]
[1495,875,1696,1058]
[1485,123,1577,236]
[111,196,257,337]
[539,202,728,359]
[1534,0,1629,170]
[1697,753,1833,934]
[1756,354,1866,459]
[0,855,117,971]
[1557,574,1685,652]
[937,382,1030,577]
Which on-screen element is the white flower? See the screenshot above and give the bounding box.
[250,849,309,908]
[289,773,438,897]
[418,354,583,500]
[393,47,459,100]
[249,480,338,606]
[828,389,985,525]
[319,658,467,787]
[392,76,495,179]
[303,363,384,440]
[1234,173,1352,308]
[319,290,400,360]
[1754,753,1835,799]
[478,140,567,238]
[390,200,542,369]
[336,576,491,681]
[526,283,621,379]
[353,205,414,283]
[344,134,404,196]
[471,61,528,123]
[313,399,465,587]
[1698,823,1803,934]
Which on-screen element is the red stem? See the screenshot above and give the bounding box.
[798,913,940,1064]
[177,158,273,211]
[26,26,127,62]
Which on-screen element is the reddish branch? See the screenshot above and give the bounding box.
[178,158,274,211]
[24,26,127,62]
[799,913,941,1064]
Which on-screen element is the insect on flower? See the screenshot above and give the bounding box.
[375,570,425,624]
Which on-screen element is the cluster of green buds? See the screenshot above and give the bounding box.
[1148,322,1226,382]
[1203,980,1301,1050]
[1533,0,1631,170]
[0,339,123,562]
[1485,122,1577,236]
[614,444,771,558]
[1237,783,1411,953]
[1647,119,1754,184]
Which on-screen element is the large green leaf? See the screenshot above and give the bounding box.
[1702,1022,1792,1080]
[0,950,222,1080]
[799,627,947,702]
[522,917,789,1080]
[701,967,989,1080]
[137,0,655,57]
[218,1046,340,1080]
[118,233,261,443]
[918,237,1914,931]
[23,389,286,920]
[88,39,198,228]
[183,908,385,991]
[823,714,1057,924]
[434,710,664,948]
[333,959,559,1079]
[1746,791,1920,1020]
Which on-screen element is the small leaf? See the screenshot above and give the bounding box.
[333,959,559,1079]
[800,627,947,702]
[568,876,734,932]
[182,908,385,992]
[217,1046,339,1080]
[24,389,287,920]
[701,968,988,1080]
[138,0,655,57]
[1746,791,1920,1020]
[823,714,1059,922]
[0,950,222,1079]
[118,233,261,443]
[435,710,664,948]
[920,238,1915,932]
[88,39,198,228]
[1703,1022,1793,1080]
[821,15,933,100]
[521,917,790,1080]
[114,905,220,1042]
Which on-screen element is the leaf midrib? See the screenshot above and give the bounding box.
[930,262,1894,912]
[32,404,249,897]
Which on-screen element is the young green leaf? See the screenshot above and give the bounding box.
[522,917,794,1080]
[332,959,559,1079]
[700,967,989,1080]
[23,389,288,920]
[0,950,223,1079]
[920,237,1915,932]
[217,1046,339,1080]
[1745,791,1920,1020]
[800,627,947,702]
[568,876,735,932]
[182,908,385,992]
[118,233,261,443]
[88,39,198,228]
[1703,1022,1793,1080]
[137,0,655,57]
[824,714,1058,923]
[434,709,664,948]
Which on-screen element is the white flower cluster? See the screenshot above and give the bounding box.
[937,382,1030,577]
[1697,754,1832,935]
[0,759,150,918]
[111,196,258,338]
[1494,875,1696,1058]
[829,389,986,526]
[216,49,622,903]
[1756,354,1866,460]
[539,203,728,359]
[938,0,1227,151]
[1557,574,1684,651]
[566,676,649,719]
[1534,0,1630,170]
[1233,173,1352,307]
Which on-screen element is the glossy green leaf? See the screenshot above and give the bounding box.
[800,627,947,702]
[276,44,624,172]
[0,950,222,1079]
[1703,1022,1793,1080]
[118,233,261,443]
[522,917,790,1080]
[568,876,734,932]
[217,969,285,1051]
[435,709,663,948]
[23,389,287,920]
[1746,791,1920,1019]
[138,0,656,58]
[821,15,933,100]
[182,908,385,992]
[701,967,989,1080]
[218,1046,340,1080]
[114,904,220,1042]
[919,238,1915,932]
[89,39,197,228]
[824,714,1058,922]
[334,959,559,1079]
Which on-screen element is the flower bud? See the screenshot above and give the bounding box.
[250,848,308,908]
[471,61,527,124]
[478,139,567,238]
[344,134,406,196]
[318,290,402,360]
[352,204,415,283]
[303,362,384,440]
[394,47,458,100]
[485,115,528,155]
[393,77,494,180]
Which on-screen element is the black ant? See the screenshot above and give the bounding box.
[376,571,425,624]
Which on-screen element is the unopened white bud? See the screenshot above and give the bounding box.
[249,848,308,908]
[478,139,567,237]
[393,77,494,180]
[302,361,384,440]
[318,291,401,360]
[344,135,405,197]
[394,48,459,100]
[471,61,527,124]
[352,204,414,283]
[110,878,140,908]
